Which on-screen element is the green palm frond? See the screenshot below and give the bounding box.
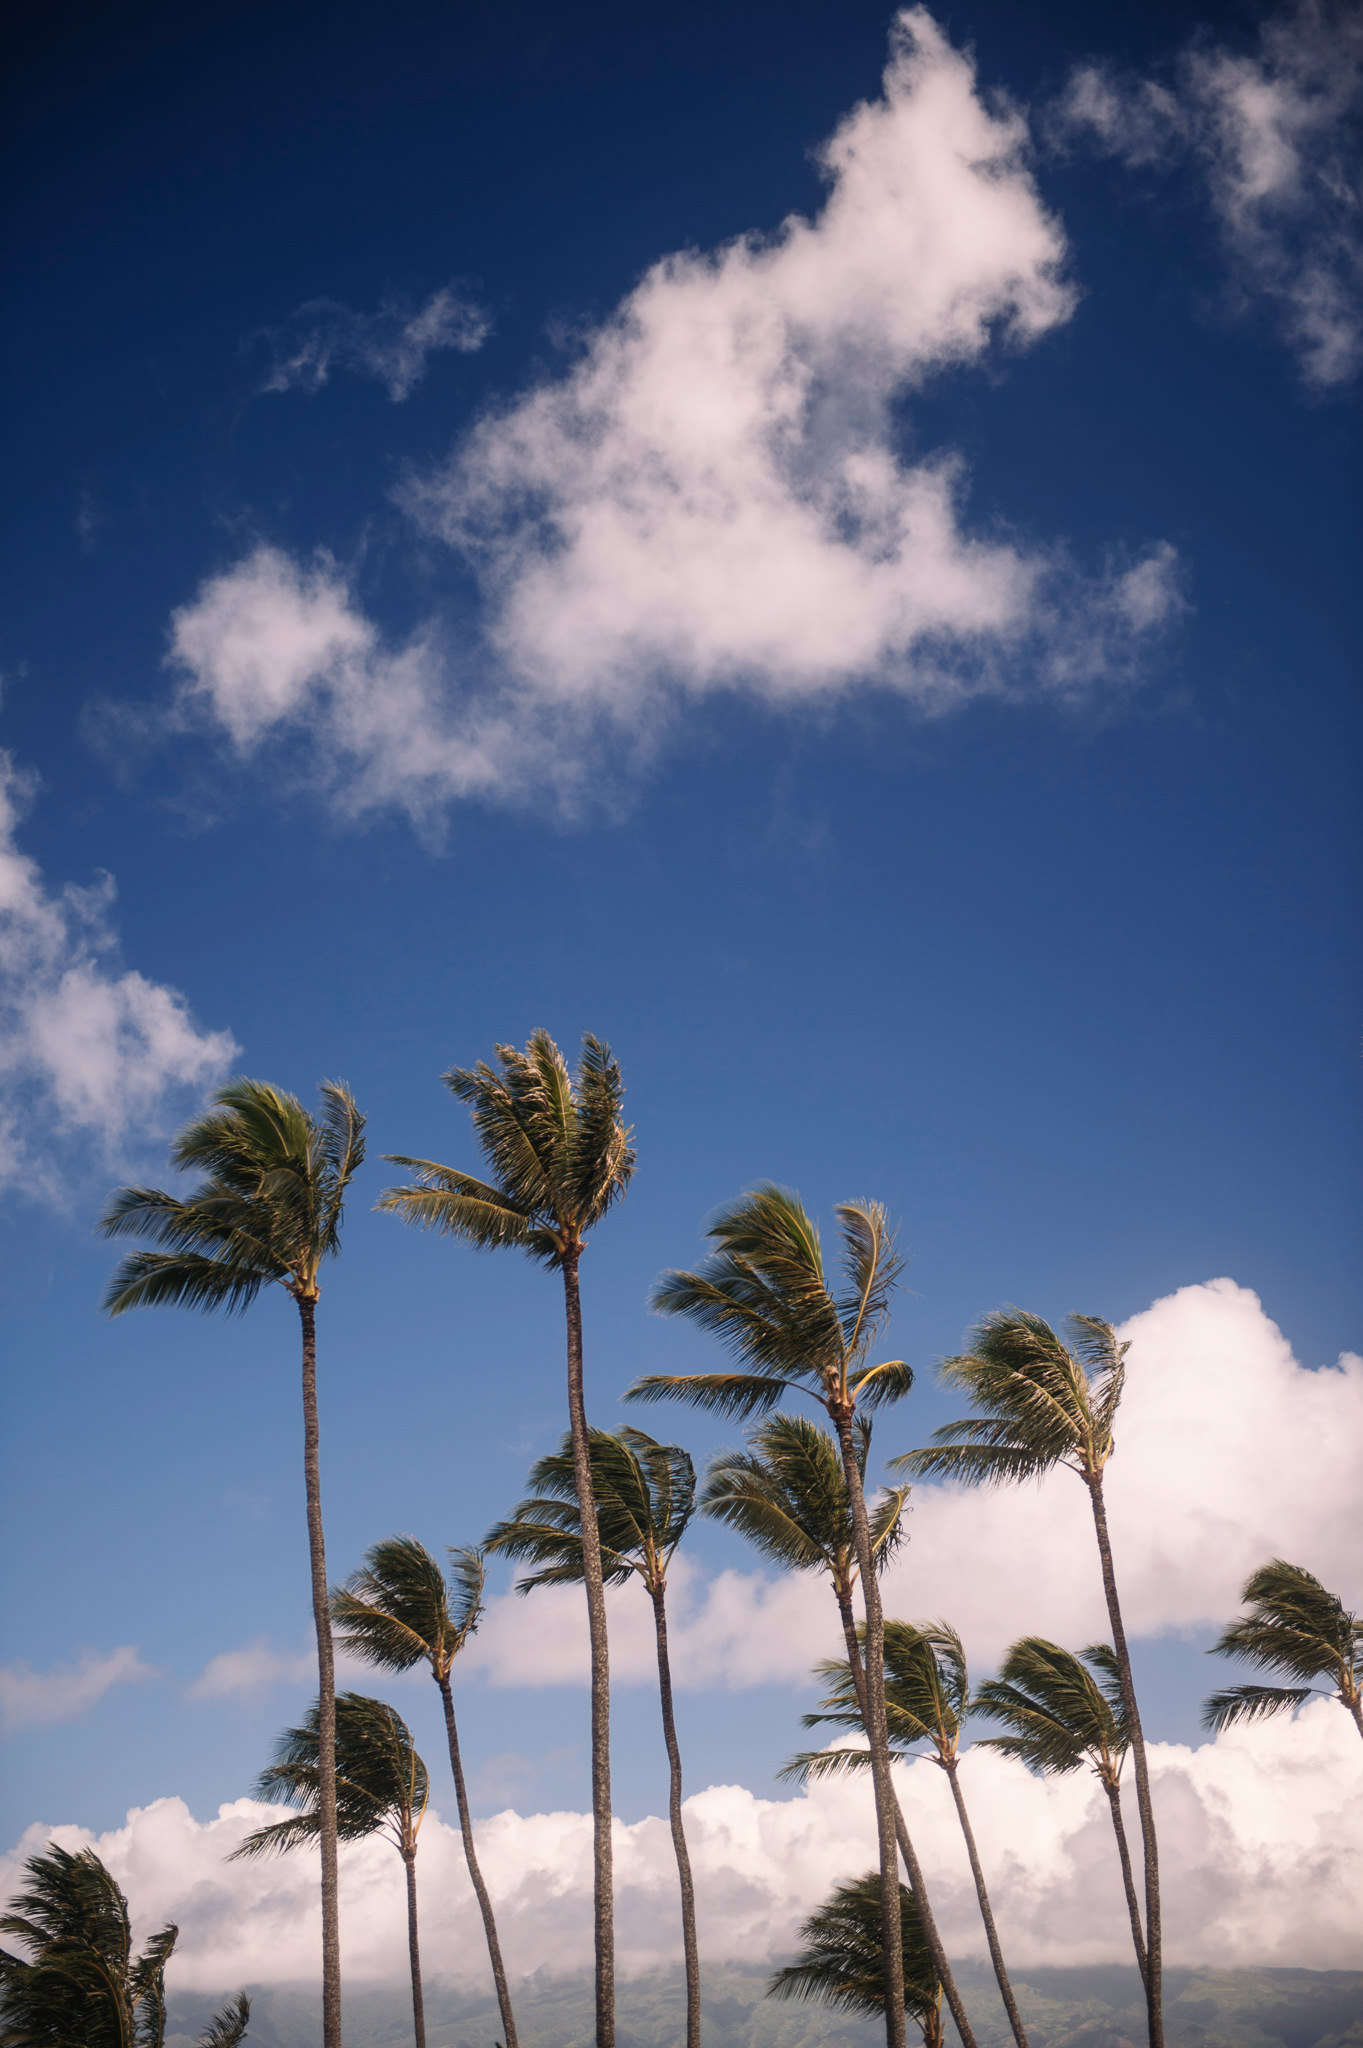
[198,1991,251,2047]
[627,1370,798,1419]
[849,1358,915,1409]
[767,1870,940,2025]
[565,1034,635,1231]
[777,1742,878,1785]
[486,1427,696,1590]
[700,1412,902,1580]
[1208,1558,1360,1685]
[971,1637,1127,1778]
[332,1535,486,1681]
[835,1202,904,1360]
[798,1620,968,1758]
[233,1695,429,1859]
[1201,1682,1318,1732]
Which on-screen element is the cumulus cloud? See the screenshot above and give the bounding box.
[164,12,1180,827]
[1057,0,1363,386]
[0,752,238,1196]
[254,285,490,402]
[0,1647,156,1732]
[186,1636,401,1702]
[466,1279,1363,1687]
[4,1704,1358,1986]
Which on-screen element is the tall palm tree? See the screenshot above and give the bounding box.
[896,1310,1165,2048]
[972,1638,1146,1986]
[485,1426,701,2048]
[630,1186,921,2048]
[377,1031,633,2048]
[0,1842,250,2047]
[234,1694,430,2048]
[767,1871,944,2048]
[100,1078,364,2048]
[784,1620,1030,2048]
[331,1539,519,2048]
[1203,1559,1362,1739]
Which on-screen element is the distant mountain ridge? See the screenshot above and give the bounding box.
[166,1960,1363,2048]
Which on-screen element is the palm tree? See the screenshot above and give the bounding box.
[100,1078,364,2048]
[485,1426,701,2048]
[0,1842,249,2046]
[768,1871,944,2047]
[377,1031,634,2048]
[972,1637,1146,1986]
[1203,1559,1363,1739]
[784,1620,1030,2048]
[630,1186,922,2048]
[331,1539,519,2048]
[234,1694,430,2048]
[896,1310,1165,2048]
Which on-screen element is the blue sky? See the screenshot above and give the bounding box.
[1,0,1360,1987]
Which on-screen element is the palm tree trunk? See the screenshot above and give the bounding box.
[402,1849,427,2048]
[561,1248,614,2048]
[833,1585,980,2048]
[1102,1776,1148,1989]
[943,1760,1029,2048]
[650,1583,700,2048]
[833,1412,907,2048]
[437,1675,519,2048]
[1087,1476,1162,2048]
[298,1295,342,2048]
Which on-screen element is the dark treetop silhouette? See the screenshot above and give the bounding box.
[1203,1559,1363,1740]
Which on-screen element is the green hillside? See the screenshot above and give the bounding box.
[166,1961,1363,2048]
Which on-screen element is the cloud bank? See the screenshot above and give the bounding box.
[255,285,490,402]
[164,11,1179,827]
[463,1278,1363,1686]
[1058,0,1363,386]
[0,752,238,1196]
[0,1647,156,1732]
[5,1704,1358,1987]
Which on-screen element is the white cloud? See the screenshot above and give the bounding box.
[1057,0,1363,386]
[0,752,238,1196]
[467,1278,1363,1687]
[164,11,1180,827]
[255,285,490,402]
[4,1704,1358,1986]
[186,1637,402,1702]
[0,1647,156,1732]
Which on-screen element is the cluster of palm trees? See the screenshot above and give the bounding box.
[19,1028,1346,2048]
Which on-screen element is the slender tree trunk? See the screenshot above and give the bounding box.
[833,1412,906,2048]
[298,1295,342,2048]
[1088,1476,1162,2048]
[562,1249,614,2048]
[1102,1776,1148,1989]
[402,1849,427,2048]
[1345,1688,1363,1741]
[943,1760,1029,2048]
[833,1586,981,2048]
[437,1675,519,2048]
[651,1583,701,2048]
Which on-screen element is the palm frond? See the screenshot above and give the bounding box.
[566,1034,636,1230]
[970,1636,1125,1775]
[767,1870,939,2024]
[777,1743,877,1784]
[102,1250,271,1318]
[331,1535,459,1675]
[849,1357,914,1410]
[1201,1682,1319,1732]
[447,1546,486,1642]
[700,1413,862,1574]
[626,1370,797,1420]
[1209,1558,1359,1685]
[376,1165,534,1253]
[835,1201,904,1361]
[198,1991,251,2047]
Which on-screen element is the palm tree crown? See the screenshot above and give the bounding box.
[485,1425,695,1596]
[1203,1559,1363,1736]
[785,1620,968,1781]
[100,1078,365,1313]
[972,1638,1130,1784]
[333,1539,485,1685]
[632,1184,911,1420]
[701,1411,906,1595]
[234,1693,429,1862]
[768,1872,943,2044]
[377,1031,633,1263]
[0,1843,249,2048]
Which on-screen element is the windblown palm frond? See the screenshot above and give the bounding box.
[1202,1559,1361,1732]
[332,1538,484,1681]
[197,1992,252,2047]
[485,1428,695,1594]
[699,1413,905,1583]
[233,1694,429,1860]
[971,1638,1128,1779]
[379,1031,634,1267]
[767,1871,942,2037]
[893,1310,1125,1489]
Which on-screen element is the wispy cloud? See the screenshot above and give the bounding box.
[6,1705,1359,1981]
[161,10,1180,830]
[1055,0,1363,386]
[0,751,238,1199]
[0,1647,156,1732]
[253,284,491,402]
[186,1635,399,1701]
